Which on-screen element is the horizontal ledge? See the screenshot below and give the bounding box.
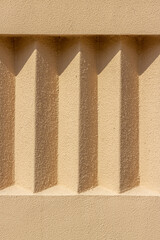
[0,185,159,197]
[0,195,160,239]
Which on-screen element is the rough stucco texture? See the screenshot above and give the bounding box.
[1,0,160,34]
[1,35,160,239]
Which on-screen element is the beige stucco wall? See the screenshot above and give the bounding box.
[1,0,160,35]
[1,1,160,240]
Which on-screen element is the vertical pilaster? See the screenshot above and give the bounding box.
[98,37,139,193]
[58,37,97,192]
[15,38,58,192]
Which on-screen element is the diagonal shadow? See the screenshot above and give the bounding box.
[14,37,37,76]
[97,36,120,75]
[139,36,160,75]
[57,37,80,76]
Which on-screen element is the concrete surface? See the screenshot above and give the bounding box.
[0,1,160,239]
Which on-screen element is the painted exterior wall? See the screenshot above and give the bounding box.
[1,1,160,239]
